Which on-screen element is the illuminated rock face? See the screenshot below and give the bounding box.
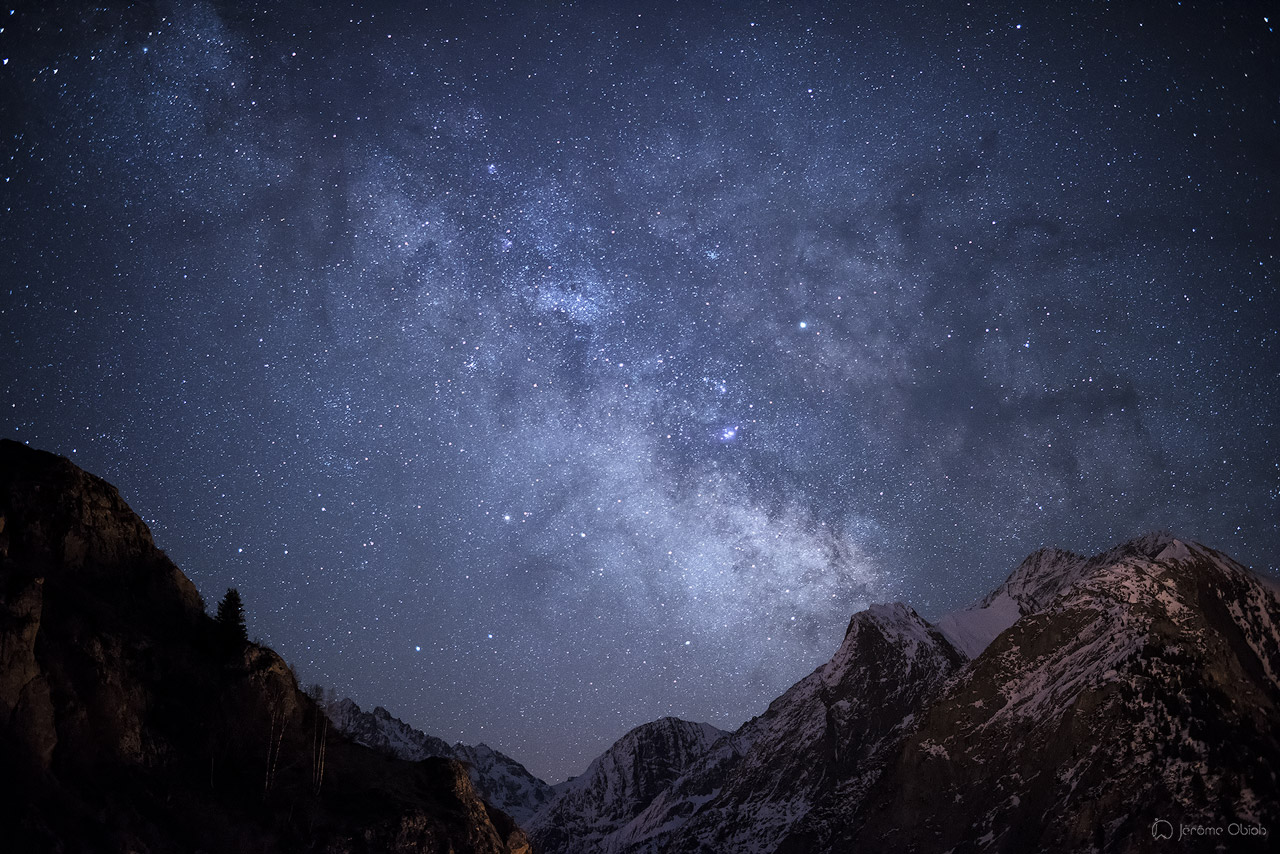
[0,440,530,854]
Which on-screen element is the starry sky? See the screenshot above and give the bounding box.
[2,1,1277,782]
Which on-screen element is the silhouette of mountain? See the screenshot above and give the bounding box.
[0,440,530,853]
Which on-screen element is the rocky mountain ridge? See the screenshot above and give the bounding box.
[589,603,963,854]
[842,533,1279,853]
[525,716,727,854]
[329,697,555,824]
[534,531,1279,854]
[4,440,1277,853]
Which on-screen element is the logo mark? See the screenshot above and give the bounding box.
[1152,819,1174,840]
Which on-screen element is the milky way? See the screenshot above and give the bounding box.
[3,2,1277,780]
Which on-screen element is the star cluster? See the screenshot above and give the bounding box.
[2,2,1276,781]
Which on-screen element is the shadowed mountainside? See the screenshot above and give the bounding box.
[0,440,529,853]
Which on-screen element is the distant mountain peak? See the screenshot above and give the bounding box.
[860,600,914,623]
[526,717,728,854]
[990,546,1088,608]
[857,601,934,635]
[936,533,1215,660]
[1116,528,1181,557]
[329,698,553,825]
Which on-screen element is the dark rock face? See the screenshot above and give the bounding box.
[525,717,727,854]
[0,440,529,854]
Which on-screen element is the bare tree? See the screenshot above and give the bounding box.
[263,688,289,798]
[311,705,328,796]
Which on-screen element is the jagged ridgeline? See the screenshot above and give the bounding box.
[3,439,1279,853]
[0,440,530,853]
[521,536,1280,854]
[328,698,555,825]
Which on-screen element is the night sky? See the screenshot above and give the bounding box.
[3,1,1277,782]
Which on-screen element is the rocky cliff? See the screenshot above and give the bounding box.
[0,440,530,853]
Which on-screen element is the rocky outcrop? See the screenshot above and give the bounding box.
[0,572,55,767]
[0,439,528,853]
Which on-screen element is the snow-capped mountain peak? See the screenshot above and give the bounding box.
[535,534,1279,854]
[526,717,727,854]
[327,698,453,761]
[596,600,965,854]
[848,534,1280,852]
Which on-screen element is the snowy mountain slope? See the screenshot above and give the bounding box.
[841,533,1280,853]
[329,698,554,825]
[541,533,1278,854]
[525,717,726,854]
[936,546,1088,657]
[328,533,1278,853]
[606,603,965,854]
[328,698,454,761]
[453,742,557,825]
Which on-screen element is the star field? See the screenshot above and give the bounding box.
[2,2,1277,781]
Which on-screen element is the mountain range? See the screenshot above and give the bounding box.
[327,697,555,825]
[328,535,1280,853]
[3,440,1277,852]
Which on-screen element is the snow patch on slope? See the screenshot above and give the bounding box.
[936,546,1091,658]
[935,589,1022,659]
